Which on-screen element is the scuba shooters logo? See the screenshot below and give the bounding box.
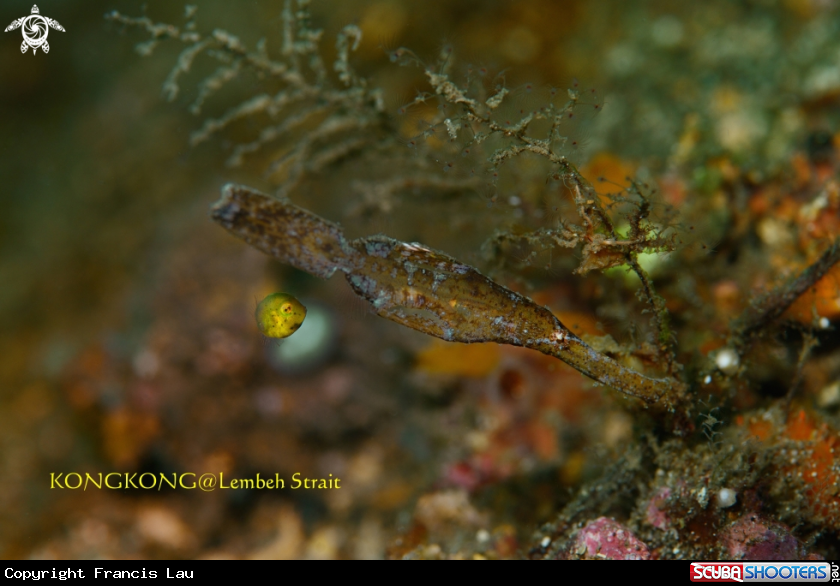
[690,562,836,583]
[5,5,65,54]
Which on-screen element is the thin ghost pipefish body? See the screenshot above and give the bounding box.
[212,184,686,412]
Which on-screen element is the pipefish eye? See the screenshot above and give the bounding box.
[255,293,307,339]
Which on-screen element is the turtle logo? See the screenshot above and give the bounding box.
[5,5,65,55]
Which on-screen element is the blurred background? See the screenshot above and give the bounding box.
[2,0,840,559]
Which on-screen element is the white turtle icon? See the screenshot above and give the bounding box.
[5,5,65,55]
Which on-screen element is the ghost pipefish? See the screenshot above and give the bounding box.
[211,184,687,414]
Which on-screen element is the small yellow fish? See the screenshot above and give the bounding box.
[255,293,307,338]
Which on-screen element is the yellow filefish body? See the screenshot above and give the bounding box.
[255,293,307,338]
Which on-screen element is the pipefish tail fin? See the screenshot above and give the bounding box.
[211,184,354,279]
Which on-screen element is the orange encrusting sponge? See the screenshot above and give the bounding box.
[783,264,840,323]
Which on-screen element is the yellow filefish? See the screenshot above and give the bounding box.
[255,293,307,338]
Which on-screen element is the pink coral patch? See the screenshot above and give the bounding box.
[572,517,650,560]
